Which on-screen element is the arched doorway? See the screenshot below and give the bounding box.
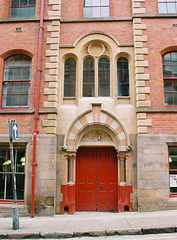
[60,104,133,214]
[76,147,118,212]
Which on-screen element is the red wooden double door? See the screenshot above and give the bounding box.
[76,147,118,212]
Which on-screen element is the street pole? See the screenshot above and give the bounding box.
[8,119,19,230]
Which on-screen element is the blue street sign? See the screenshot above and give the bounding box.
[12,122,18,140]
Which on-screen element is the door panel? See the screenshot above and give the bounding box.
[76,148,96,211]
[76,147,117,211]
[97,148,118,211]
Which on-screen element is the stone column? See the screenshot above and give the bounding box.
[65,153,76,184]
[118,152,128,184]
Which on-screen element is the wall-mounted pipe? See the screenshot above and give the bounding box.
[31,0,45,217]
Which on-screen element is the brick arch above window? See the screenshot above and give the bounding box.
[0,49,34,59]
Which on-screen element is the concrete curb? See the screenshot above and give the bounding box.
[0,226,176,239]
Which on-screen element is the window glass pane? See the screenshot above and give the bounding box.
[93,0,100,6]
[101,7,109,17]
[14,55,23,62]
[173,66,177,77]
[98,58,110,96]
[0,148,7,173]
[22,82,30,94]
[4,69,13,81]
[29,0,36,6]
[64,58,76,97]
[13,68,22,80]
[12,0,19,7]
[167,3,176,13]
[164,92,173,105]
[12,95,21,106]
[21,95,29,106]
[84,0,92,6]
[169,147,177,169]
[0,175,5,199]
[98,84,110,96]
[27,7,35,17]
[16,174,25,199]
[84,7,92,17]
[22,68,31,80]
[174,93,177,105]
[158,3,167,13]
[173,81,177,91]
[163,53,171,65]
[93,7,100,17]
[19,8,27,17]
[6,82,13,95]
[117,58,129,97]
[20,0,28,7]
[16,148,25,173]
[83,85,94,97]
[83,58,95,97]
[101,0,109,6]
[118,83,129,96]
[64,84,75,97]
[163,65,172,77]
[6,149,11,173]
[13,82,21,94]
[164,80,172,91]
[172,52,177,64]
[23,60,31,67]
[6,174,13,199]
[11,8,18,17]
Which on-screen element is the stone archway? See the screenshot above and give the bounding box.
[63,103,130,152]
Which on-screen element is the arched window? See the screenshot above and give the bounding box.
[64,58,76,97]
[83,58,95,97]
[2,55,31,108]
[98,57,110,96]
[117,57,129,97]
[163,52,177,106]
[10,0,36,18]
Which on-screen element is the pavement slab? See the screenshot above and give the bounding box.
[1,210,177,238]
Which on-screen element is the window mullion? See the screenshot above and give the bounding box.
[95,58,98,97]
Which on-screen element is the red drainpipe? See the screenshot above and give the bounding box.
[31,0,45,217]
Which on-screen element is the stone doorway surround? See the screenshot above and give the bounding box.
[60,103,132,214]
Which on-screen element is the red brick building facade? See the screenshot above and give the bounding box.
[0,0,177,216]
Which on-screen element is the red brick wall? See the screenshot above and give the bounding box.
[147,113,177,134]
[60,21,133,45]
[141,0,159,14]
[0,1,51,135]
[0,114,47,134]
[143,18,177,108]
